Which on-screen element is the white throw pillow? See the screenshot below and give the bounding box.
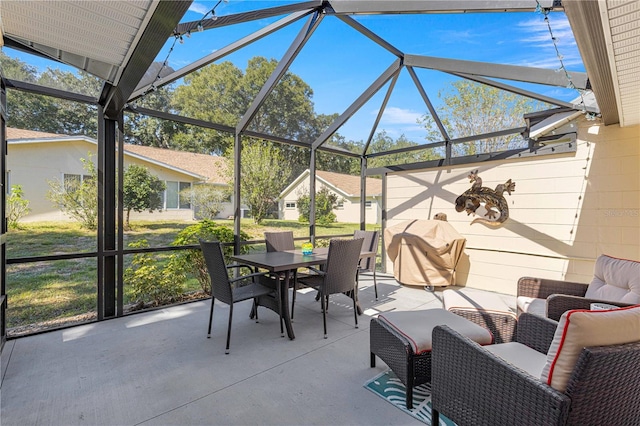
[541,305,640,392]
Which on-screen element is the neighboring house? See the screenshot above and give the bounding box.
[6,128,234,223]
[278,169,382,224]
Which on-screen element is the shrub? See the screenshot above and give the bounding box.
[7,185,31,229]
[124,239,185,307]
[181,184,230,220]
[169,220,251,294]
[46,154,98,230]
[297,187,339,225]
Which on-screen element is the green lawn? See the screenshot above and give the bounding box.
[5,219,375,334]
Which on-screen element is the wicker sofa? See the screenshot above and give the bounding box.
[431,308,640,426]
[517,254,640,321]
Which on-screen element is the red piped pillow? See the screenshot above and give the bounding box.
[541,305,640,392]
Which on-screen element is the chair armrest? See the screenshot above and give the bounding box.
[516,313,558,354]
[432,325,570,426]
[226,263,257,274]
[229,272,270,287]
[546,295,634,321]
[517,276,588,299]
[306,266,325,276]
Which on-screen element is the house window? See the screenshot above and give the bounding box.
[63,174,92,191]
[285,202,296,209]
[365,201,372,208]
[336,201,344,210]
[165,181,191,209]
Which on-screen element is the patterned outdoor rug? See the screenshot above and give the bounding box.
[364,370,456,425]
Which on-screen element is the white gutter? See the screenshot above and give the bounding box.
[529,111,582,141]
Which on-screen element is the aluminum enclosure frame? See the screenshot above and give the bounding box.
[0,0,600,338]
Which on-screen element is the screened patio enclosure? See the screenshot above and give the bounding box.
[0,0,638,346]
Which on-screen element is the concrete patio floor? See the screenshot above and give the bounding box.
[0,274,515,426]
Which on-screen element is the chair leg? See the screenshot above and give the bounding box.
[373,268,378,300]
[432,409,440,425]
[406,361,414,409]
[370,353,376,367]
[253,299,259,323]
[291,271,297,320]
[207,296,215,338]
[322,293,328,339]
[278,286,284,338]
[352,292,358,329]
[225,305,233,354]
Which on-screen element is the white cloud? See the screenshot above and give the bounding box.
[513,14,583,70]
[432,29,480,45]
[375,107,424,125]
[189,2,210,15]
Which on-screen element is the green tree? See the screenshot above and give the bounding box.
[124,63,183,148]
[421,80,547,156]
[172,61,246,155]
[181,184,230,220]
[7,185,31,229]
[122,165,165,229]
[172,56,325,158]
[234,140,292,224]
[366,131,438,169]
[1,52,100,136]
[46,154,98,229]
[297,187,339,225]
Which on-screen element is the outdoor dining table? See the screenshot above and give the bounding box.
[230,247,374,340]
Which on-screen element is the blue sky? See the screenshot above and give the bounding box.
[3,0,586,143]
[165,0,586,142]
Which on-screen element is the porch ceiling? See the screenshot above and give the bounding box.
[0,1,160,85]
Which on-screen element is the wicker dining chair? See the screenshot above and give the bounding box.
[264,231,300,318]
[200,240,278,354]
[297,238,364,338]
[354,230,380,300]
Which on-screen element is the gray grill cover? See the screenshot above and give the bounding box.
[384,220,466,287]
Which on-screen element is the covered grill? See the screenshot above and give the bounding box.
[384,220,466,288]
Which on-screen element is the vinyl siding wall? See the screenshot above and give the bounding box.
[384,118,640,295]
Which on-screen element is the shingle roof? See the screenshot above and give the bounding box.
[317,170,382,196]
[6,128,67,139]
[123,145,228,185]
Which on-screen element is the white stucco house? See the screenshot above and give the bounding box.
[6,128,234,222]
[278,169,382,224]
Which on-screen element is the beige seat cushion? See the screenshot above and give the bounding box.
[585,255,640,304]
[485,342,548,378]
[377,308,493,355]
[541,304,640,392]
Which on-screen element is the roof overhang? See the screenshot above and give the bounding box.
[1,1,160,84]
[0,1,193,116]
[564,0,640,127]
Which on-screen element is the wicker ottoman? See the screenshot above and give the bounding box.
[370,308,493,409]
[443,289,517,343]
